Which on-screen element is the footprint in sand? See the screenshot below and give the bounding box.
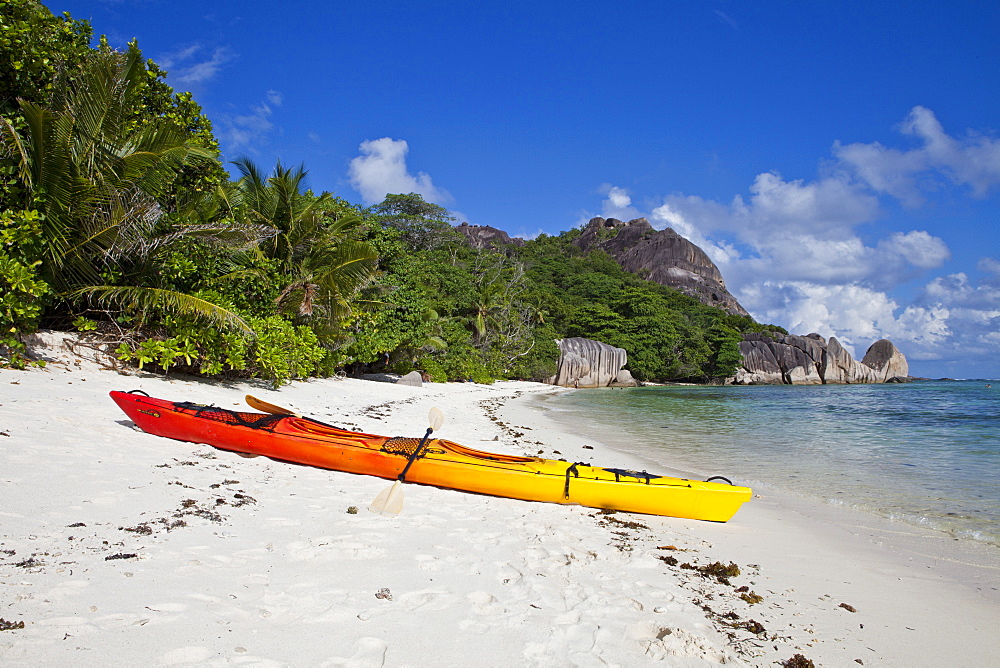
[397,588,457,612]
[40,578,89,604]
[414,554,442,571]
[466,590,506,615]
[286,537,385,561]
[264,517,301,526]
[238,573,271,587]
[161,646,213,665]
[640,627,739,664]
[458,591,525,634]
[523,621,599,664]
[492,562,523,585]
[321,636,388,667]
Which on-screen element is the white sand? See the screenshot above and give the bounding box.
[1,332,998,666]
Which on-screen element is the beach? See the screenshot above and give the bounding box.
[1,335,998,666]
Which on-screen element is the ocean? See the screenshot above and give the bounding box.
[543,380,1000,546]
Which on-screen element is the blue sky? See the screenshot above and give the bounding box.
[50,1,1000,378]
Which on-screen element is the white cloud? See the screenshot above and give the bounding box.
[156,47,276,154]
[733,269,997,367]
[978,256,1000,279]
[737,172,880,238]
[913,272,1000,364]
[605,185,631,209]
[646,172,880,243]
[831,139,927,206]
[514,227,549,241]
[713,9,739,30]
[922,272,1000,310]
[597,184,643,221]
[642,172,945,289]
[834,106,1000,205]
[650,196,722,236]
[221,102,274,151]
[348,138,452,206]
[159,45,235,86]
[265,90,283,106]
[738,281,954,358]
[890,305,953,352]
[740,282,892,345]
[589,107,1000,373]
[876,231,950,270]
[159,44,201,66]
[648,200,740,266]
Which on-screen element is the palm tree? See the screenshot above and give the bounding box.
[0,44,248,330]
[470,280,505,345]
[228,158,380,335]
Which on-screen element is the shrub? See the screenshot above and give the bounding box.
[246,315,328,387]
[0,210,50,368]
[416,357,448,383]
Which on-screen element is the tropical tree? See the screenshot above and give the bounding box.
[369,192,460,251]
[0,44,249,331]
[464,252,535,371]
[0,0,93,119]
[704,323,745,379]
[228,158,380,336]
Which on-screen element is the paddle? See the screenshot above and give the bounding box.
[246,394,300,416]
[245,394,346,430]
[370,407,444,516]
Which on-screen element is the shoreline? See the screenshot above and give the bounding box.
[500,388,1000,663]
[0,347,997,665]
[540,382,1000,549]
[528,386,1000,589]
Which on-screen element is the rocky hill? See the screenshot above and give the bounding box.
[455,222,526,249]
[572,217,749,316]
[453,219,908,385]
[454,217,748,315]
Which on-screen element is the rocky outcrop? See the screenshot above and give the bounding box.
[455,222,526,249]
[548,337,637,388]
[732,333,908,385]
[396,370,423,387]
[573,217,749,316]
[862,339,910,382]
[736,339,784,385]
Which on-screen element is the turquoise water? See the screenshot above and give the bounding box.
[545,380,1000,545]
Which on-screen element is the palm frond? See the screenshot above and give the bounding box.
[74,285,254,335]
[3,46,230,299]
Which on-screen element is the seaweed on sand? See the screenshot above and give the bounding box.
[657,554,679,566]
[681,560,741,585]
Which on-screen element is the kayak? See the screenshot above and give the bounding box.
[109,390,751,521]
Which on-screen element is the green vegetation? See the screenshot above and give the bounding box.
[1,1,782,383]
[509,234,780,381]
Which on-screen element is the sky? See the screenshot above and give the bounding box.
[48,0,1000,379]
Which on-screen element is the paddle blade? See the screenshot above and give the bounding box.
[370,481,404,516]
[429,407,444,431]
[246,394,299,416]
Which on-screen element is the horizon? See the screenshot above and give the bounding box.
[46,1,1000,379]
